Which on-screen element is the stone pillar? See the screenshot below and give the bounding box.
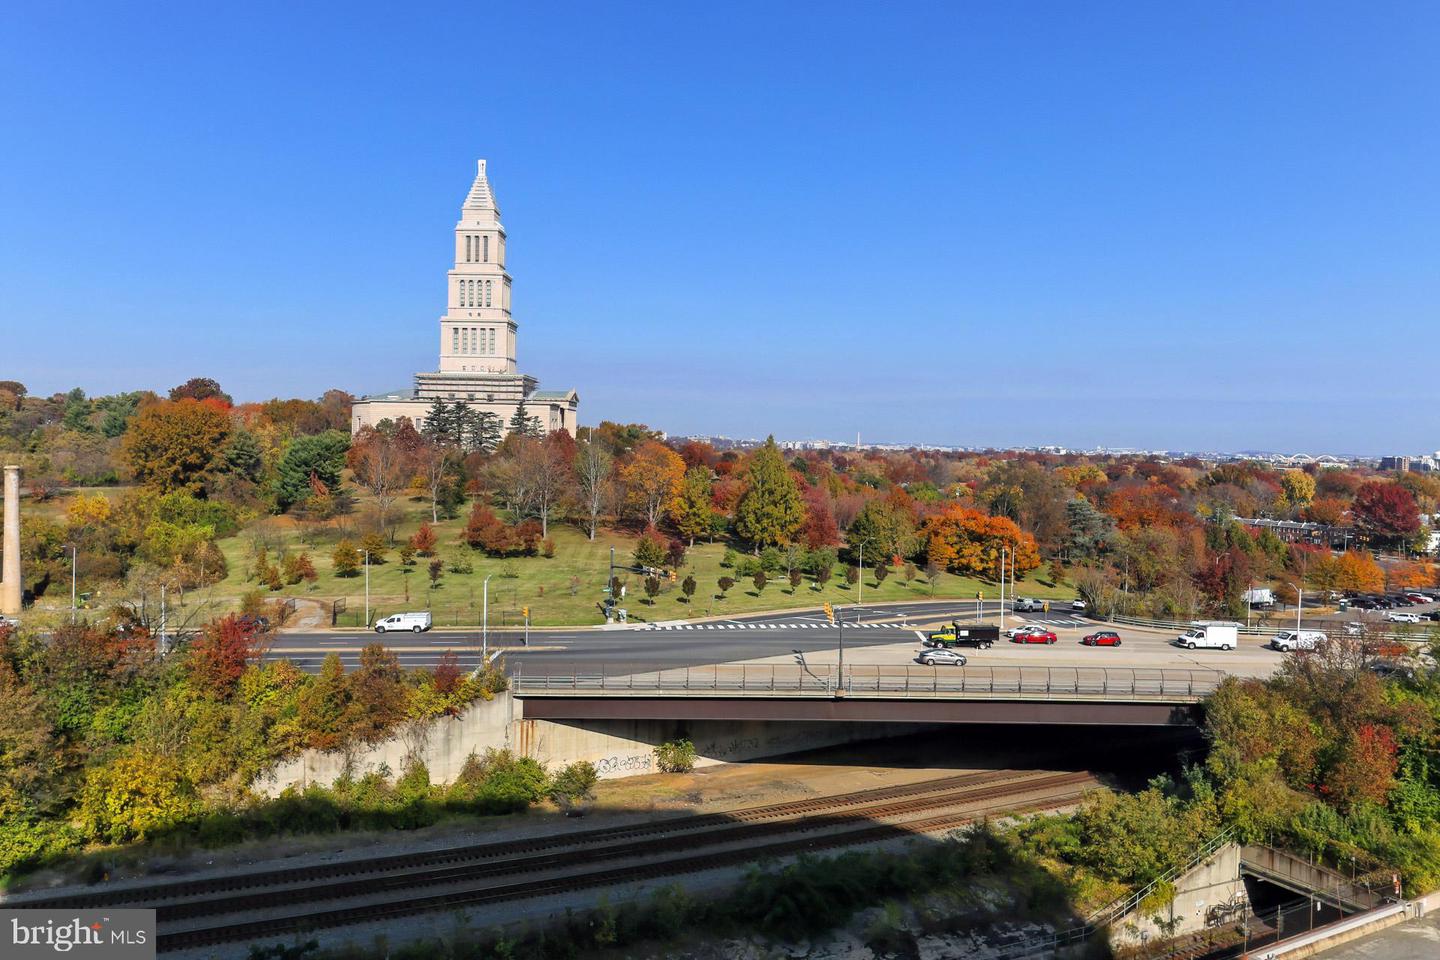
[1,465,20,615]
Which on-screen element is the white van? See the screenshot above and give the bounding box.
[1270,630,1326,653]
[374,611,433,634]
[1176,623,1238,651]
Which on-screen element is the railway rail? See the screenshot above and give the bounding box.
[16,768,1098,954]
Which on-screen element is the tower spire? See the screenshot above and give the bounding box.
[463,158,499,215]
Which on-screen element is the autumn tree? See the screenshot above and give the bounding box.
[346,643,407,742]
[1352,481,1421,544]
[1334,550,1385,593]
[621,440,685,528]
[573,439,614,541]
[734,437,806,550]
[187,614,269,698]
[121,399,232,496]
[848,495,919,562]
[800,486,841,549]
[669,467,716,546]
[348,426,410,535]
[331,539,361,577]
[921,504,1041,580]
[297,653,352,749]
[168,377,232,404]
[681,574,697,603]
[1280,470,1316,508]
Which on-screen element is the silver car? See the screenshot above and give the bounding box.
[915,648,967,667]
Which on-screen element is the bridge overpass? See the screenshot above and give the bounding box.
[513,663,1216,726]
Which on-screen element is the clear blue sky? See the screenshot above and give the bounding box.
[3,2,1438,454]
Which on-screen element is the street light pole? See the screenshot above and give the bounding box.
[999,546,1008,633]
[482,574,492,661]
[63,544,76,623]
[363,550,370,628]
[856,540,863,613]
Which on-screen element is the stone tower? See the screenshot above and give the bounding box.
[439,159,517,375]
[1,465,20,616]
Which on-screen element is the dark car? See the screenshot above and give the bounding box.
[1081,630,1122,647]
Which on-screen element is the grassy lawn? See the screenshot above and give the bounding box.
[206,495,1074,627]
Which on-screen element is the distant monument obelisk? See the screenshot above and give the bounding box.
[1,465,20,615]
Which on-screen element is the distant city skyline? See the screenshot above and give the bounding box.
[4,2,1438,454]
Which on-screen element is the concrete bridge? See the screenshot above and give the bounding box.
[513,663,1217,727]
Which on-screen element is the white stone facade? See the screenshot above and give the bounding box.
[351,160,579,436]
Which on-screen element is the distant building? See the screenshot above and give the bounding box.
[351,160,579,437]
[1380,456,1412,472]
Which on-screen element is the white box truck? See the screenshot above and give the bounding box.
[374,611,433,633]
[1176,623,1238,650]
[1242,587,1275,607]
[1270,630,1326,652]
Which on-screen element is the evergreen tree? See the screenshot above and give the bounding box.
[466,409,502,452]
[274,430,351,512]
[423,397,454,444]
[734,436,806,549]
[224,429,265,483]
[670,466,716,545]
[508,398,543,439]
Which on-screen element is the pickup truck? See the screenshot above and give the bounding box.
[922,623,999,650]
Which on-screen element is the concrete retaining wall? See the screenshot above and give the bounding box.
[253,691,933,795]
[1111,843,1247,947]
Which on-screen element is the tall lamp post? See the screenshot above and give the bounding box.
[62,543,77,623]
[1289,582,1304,633]
[362,550,371,628]
[482,574,492,662]
[999,546,1009,633]
[854,537,873,624]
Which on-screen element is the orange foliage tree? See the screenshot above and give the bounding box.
[620,440,686,528]
[920,505,1040,580]
[1334,550,1385,593]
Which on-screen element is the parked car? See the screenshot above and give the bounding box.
[1270,630,1326,653]
[1175,624,1238,651]
[1010,627,1058,645]
[374,611,434,633]
[1071,598,1087,612]
[1081,630,1122,647]
[1343,622,1366,636]
[1404,593,1435,604]
[1013,597,1046,613]
[238,614,271,632]
[915,648,967,667]
[1005,623,1044,639]
[1385,611,1421,624]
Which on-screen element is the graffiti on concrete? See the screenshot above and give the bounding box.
[596,753,655,776]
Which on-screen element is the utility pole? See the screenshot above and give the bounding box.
[159,584,167,657]
[482,574,492,661]
[363,550,371,628]
[64,544,77,623]
[999,546,1008,633]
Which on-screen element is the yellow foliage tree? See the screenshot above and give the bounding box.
[67,491,112,528]
[1334,550,1384,593]
[620,440,685,528]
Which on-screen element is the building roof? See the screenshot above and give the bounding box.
[463,159,499,214]
[531,389,578,402]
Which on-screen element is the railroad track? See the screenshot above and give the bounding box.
[21,767,1052,912]
[15,768,1098,954]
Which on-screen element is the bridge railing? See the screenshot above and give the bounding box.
[512,663,1221,701]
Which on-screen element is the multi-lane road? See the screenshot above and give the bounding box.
[264,600,1282,681]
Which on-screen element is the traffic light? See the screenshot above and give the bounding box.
[822,601,835,624]
[522,606,530,619]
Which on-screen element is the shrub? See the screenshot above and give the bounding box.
[360,532,388,564]
[542,537,556,558]
[549,761,599,813]
[720,548,738,568]
[654,739,697,773]
[78,754,201,844]
[331,540,361,577]
[759,547,784,573]
[448,555,473,575]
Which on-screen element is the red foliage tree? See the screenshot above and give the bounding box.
[801,485,841,549]
[410,521,439,556]
[432,649,463,696]
[1352,481,1420,541]
[1323,723,1398,810]
[188,615,268,698]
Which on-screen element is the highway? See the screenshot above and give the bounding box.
[264,600,1282,681]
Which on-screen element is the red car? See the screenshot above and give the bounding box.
[1081,630,1122,647]
[1010,627,1058,644]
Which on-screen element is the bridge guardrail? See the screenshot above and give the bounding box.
[1101,611,1430,643]
[512,664,1220,702]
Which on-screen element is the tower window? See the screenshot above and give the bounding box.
[483,235,489,262]
[464,236,471,262]
[485,279,492,307]
[451,328,459,352]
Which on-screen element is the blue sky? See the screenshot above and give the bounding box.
[3,2,1438,454]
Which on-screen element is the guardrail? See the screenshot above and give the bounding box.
[1102,611,1430,642]
[512,664,1221,701]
